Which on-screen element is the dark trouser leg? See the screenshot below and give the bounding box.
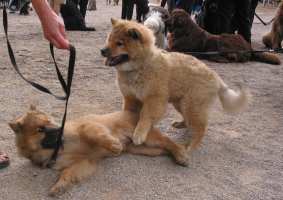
[249,0,259,27]
[217,0,236,34]
[176,0,195,15]
[121,0,127,19]
[79,0,89,18]
[136,3,141,22]
[72,0,79,6]
[168,0,176,13]
[235,0,252,43]
[126,1,134,20]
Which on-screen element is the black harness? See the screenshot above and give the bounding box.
[2,6,76,165]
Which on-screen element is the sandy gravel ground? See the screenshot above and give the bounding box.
[0,2,282,200]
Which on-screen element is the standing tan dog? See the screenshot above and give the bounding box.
[9,105,187,196]
[101,19,250,151]
[262,2,283,50]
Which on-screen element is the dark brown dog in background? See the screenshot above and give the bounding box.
[166,9,280,65]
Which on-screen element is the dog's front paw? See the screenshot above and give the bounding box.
[132,130,148,145]
[49,183,66,197]
[174,145,189,167]
[109,139,123,155]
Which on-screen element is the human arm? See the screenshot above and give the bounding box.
[31,0,69,49]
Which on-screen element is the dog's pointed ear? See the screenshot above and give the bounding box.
[9,121,22,134]
[111,18,119,26]
[29,104,36,111]
[127,28,142,40]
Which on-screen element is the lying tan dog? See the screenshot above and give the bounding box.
[9,105,187,196]
[262,2,283,50]
[101,18,250,151]
[166,9,280,64]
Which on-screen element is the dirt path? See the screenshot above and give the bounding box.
[0,2,282,200]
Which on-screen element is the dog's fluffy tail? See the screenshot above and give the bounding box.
[217,78,250,114]
[251,52,281,65]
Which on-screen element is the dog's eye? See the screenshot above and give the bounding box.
[116,41,124,47]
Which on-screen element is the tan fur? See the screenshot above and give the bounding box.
[103,19,250,149]
[263,2,283,49]
[9,105,187,196]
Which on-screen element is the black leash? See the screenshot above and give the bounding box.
[2,6,76,164]
[254,12,274,26]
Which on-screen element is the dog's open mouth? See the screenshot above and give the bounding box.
[105,54,129,66]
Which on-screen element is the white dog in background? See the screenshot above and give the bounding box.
[144,7,169,49]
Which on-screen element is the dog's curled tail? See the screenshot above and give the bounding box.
[217,79,250,114]
[251,52,281,65]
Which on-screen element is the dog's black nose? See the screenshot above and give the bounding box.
[101,48,110,57]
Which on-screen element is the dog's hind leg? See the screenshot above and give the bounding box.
[172,102,186,129]
[49,159,96,196]
[181,97,209,151]
[128,128,188,166]
[80,123,123,155]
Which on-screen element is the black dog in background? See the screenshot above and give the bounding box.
[60,0,95,31]
[121,0,149,22]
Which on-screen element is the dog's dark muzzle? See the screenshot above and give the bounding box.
[100,47,111,57]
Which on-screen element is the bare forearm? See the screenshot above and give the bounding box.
[32,0,53,20]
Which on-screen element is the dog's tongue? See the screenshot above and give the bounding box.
[105,55,129,66]
[105,58,112,66]
[105,57,118,66]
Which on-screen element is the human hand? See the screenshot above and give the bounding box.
[32,0,69,49]
[40,10,70,49]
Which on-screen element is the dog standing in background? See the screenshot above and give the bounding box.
[144,7,169,48]
[262,2,283,50]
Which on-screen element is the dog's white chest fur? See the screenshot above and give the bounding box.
[118,71,147,100]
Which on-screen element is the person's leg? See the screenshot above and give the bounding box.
[127,0,134,20]
[79,0,89,18]
[72,0,79,6]
[217,0,236,34]
[249,0,259,28]
[121,0,127,19]
[235,0,252,43]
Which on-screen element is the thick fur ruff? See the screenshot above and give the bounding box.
[144,11,167,49]
[262,2,283,50]
[60,1,95,31]
[102,18,250,151]
[9,105,187,196]
[166,9,280,65]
